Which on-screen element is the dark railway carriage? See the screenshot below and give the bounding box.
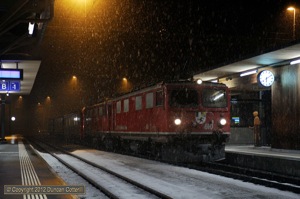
[81,102,112,145]
[63,113,81,143]
[48,114,81,142]
[81,81,230,162]
[48,116,64,136]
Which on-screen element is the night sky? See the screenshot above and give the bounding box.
[28,0,300,117]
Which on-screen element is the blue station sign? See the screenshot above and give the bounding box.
[0,81,21,91]
[0,69,23,80]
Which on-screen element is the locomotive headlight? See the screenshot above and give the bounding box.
[174,118,182,125]
[219,118,227,126]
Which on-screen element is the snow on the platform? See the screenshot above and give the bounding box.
[37,149,300,199]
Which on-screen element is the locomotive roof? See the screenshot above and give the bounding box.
[83,80,228,109]
[113,80,227,100]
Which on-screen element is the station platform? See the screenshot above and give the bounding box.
[225,145,300,178]
[0,135,76,199]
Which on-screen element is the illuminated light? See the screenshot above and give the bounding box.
[211,79,218,83]
[11,116,16,121]
[287,7,295,11]
[74,117,80,121]
[174,118,182,125]
[240,70,257,77]
[213,93,224,101]
[28,22,35,35]
[196,79,203,84]
[72,75,77,79]
[290,59,300,65]
[220,118,227,126]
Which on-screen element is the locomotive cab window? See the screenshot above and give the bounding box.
[170,89,198,107]
[202,89,227,108]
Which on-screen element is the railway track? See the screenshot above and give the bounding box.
[183,161,300,194]
[29,136,300,196]
[29,139,172,199]
[97,139,300,194]
[107,140,300,194]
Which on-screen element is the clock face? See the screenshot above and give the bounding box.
[258,70,274,87]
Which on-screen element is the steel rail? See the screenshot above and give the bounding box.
[30,138,172,199]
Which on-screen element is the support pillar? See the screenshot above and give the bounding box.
[0,94,6,143]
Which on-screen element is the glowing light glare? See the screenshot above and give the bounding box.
[287,7,295,11]
[74,117,80,121]
[220,118,227,126]
[196,79,203,84]
[240,70,257,77]
[11,116,16,121]
[28,22,35,35]
[174,118,182,125]
[76,0,87,3]
[70,0,90,15]
[290,59,300,65]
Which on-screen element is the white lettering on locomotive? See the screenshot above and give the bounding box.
[204,120,214,130]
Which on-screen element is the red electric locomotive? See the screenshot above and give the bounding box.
[81,80,230,162]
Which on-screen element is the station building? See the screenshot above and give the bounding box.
[193,42,300,150]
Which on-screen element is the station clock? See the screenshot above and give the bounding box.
[257,70,275,87]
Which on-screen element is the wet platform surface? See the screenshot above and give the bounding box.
[225,145,300,177]
[0,136,76,199]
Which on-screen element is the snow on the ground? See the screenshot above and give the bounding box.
[37,152,107,199]
[37,148,300,199]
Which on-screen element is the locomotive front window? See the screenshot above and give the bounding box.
[170,89,198,107]
[202,89,227,108]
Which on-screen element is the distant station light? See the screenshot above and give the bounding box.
[240,70,257,77]
[28,22,35,35]
[0,69,23,80]
[290,59,300,65]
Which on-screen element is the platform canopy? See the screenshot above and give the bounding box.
[0,1,52,95]
[0,60,41,95]
[193,42,300,81]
